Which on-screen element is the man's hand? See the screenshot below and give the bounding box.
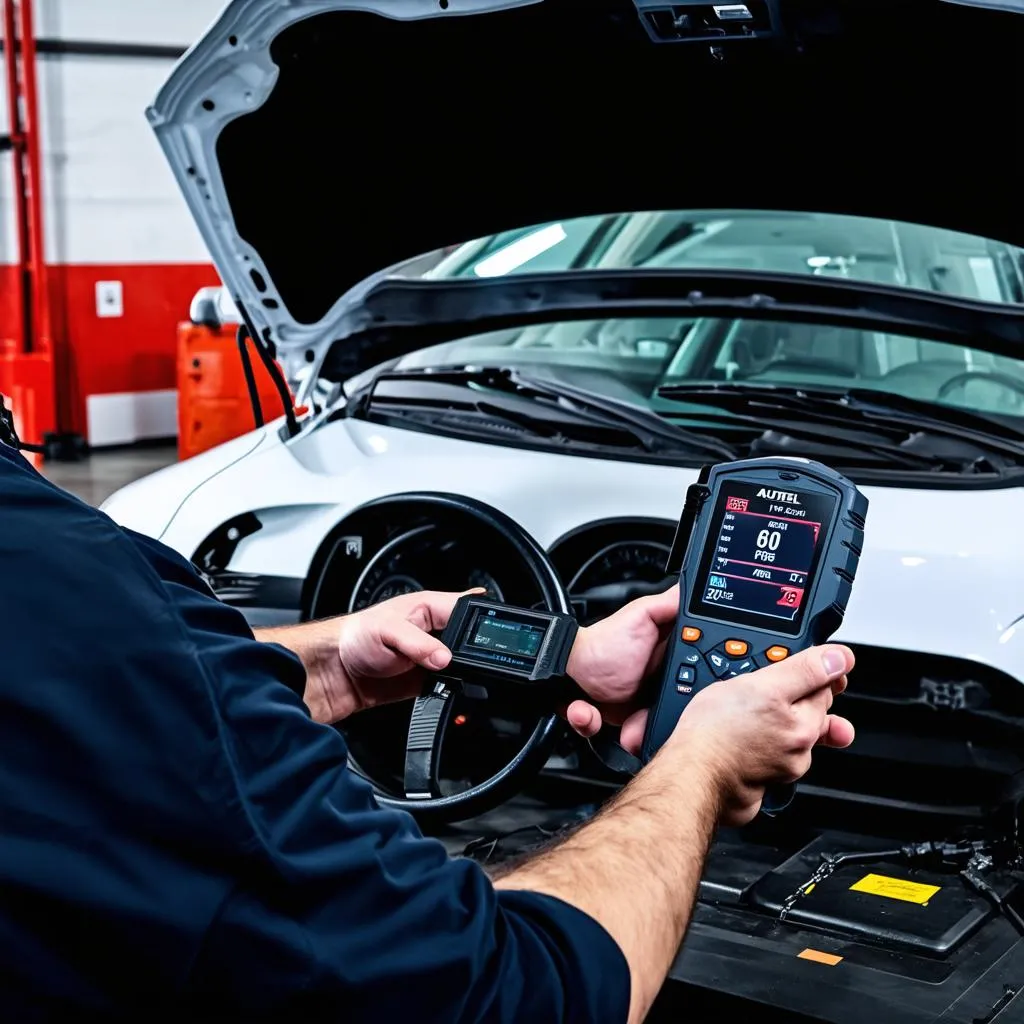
[564,585,680,753]
[496,642,855,1024]
[256,589,484,724]
[670,644,854,825]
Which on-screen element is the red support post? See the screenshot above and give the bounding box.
[14,0,50,355]
[2,0,30,355]
[1,0,57,456]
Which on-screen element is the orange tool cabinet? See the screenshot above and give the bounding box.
[176,321,288,461]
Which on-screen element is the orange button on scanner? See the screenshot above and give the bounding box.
[766,645,790,663]
[682,626,703,643]
[725,640,749,657]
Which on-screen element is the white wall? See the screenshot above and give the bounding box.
[1,1,227,266]
[34,0,224,45]
[33,55,211,263]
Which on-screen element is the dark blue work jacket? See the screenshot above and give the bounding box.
[0,443,629,1021]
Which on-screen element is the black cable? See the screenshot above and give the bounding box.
[820,840,991,872]
[463,824,559,864]
[824,848,905,869]
[236,325,265,429]
[961,855,1024,937]
[235,301,299,438]
[252,332,300,437]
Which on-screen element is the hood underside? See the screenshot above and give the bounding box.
[149,0,1024,362]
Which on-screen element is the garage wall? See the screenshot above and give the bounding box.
[0,0,226,446]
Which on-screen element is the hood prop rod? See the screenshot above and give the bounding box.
[235,302,299,438]
[235,324,264,430]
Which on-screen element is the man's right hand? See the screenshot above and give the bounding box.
[667,644,855,826]
[495,642,856,1024]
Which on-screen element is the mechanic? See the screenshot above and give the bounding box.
[0,436,854,1023]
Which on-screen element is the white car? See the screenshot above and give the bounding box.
[101,1,1024,1020]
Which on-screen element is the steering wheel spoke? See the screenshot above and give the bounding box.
[404,681,455,799]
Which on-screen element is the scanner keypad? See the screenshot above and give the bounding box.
[674,629,789,695]
[707,650,731,677]
[675,646,702,693]
[676,665,696,685]
[724,658,756,679]
[706,641,759,679]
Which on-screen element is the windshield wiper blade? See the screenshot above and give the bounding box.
[659,383,1024,454]
[494,369,737,458]
[666,400,945,469]
[842,387,1024,440]
[651,382,1024,473]
[357,366,737,459]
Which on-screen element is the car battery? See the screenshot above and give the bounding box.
[749,834,994,958]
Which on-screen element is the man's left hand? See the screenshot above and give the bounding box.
[260,589,485,724]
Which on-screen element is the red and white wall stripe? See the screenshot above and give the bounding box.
[1,0,226,446]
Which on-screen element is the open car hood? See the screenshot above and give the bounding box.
[149,0,1024,367]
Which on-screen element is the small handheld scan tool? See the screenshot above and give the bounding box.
[439,597,579,689]
[641,457,868,815]
[401,597,577,807]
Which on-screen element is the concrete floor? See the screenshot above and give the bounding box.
[42,444,178,507]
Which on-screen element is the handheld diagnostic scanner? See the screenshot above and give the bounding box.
[641,457,868,815]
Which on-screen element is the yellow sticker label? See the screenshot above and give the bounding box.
[850,873,940,905]
[798,948,843,966]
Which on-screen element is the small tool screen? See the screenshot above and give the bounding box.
[466,609,546,659]
[688,480,837,635]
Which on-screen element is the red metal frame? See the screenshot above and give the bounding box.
[2,0,50,356]
[1,0,57,456]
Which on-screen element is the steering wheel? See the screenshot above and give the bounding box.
[316,493,571,824]
[937,370,1024,403]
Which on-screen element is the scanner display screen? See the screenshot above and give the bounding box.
[460,608,547,669]
[688,481,837,635]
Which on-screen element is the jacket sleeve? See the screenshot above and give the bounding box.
[125,530,632,1023]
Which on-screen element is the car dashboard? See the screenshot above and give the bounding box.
[297,500,678,801]
[313,505,677,625]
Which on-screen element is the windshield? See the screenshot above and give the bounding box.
[397,210,1024,428]
[426,210,1024,306]
[391,316,1024,423]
